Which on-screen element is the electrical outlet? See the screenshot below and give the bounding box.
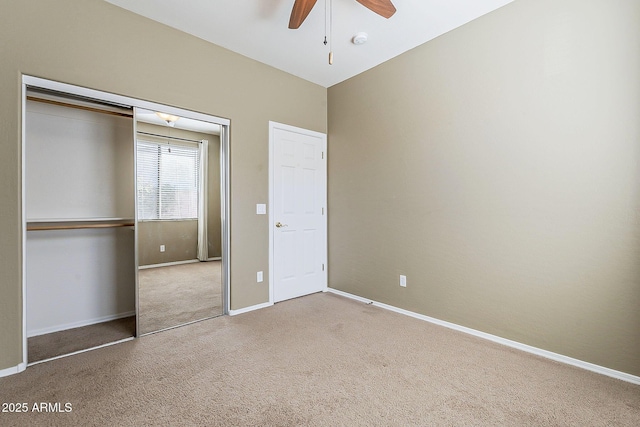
[160,245,165,252]
[400,275,407,287]
[257,271,263,282]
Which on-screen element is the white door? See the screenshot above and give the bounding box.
[270,122,327,303]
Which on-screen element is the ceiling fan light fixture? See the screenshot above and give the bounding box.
[352,32,368,45]
[155,112,180,127]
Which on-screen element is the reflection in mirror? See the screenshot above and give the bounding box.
[135,109,223,334]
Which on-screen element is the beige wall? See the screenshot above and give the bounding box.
[138,220,198,266]
[0,0,326,370]
[328,0,640,376]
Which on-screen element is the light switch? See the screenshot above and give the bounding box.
[257,271,263,282]
[256,204,267,215]
[400,275,407,287]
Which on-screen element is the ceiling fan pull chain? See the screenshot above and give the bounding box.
[324,0,328,45]
[329,0,333,65]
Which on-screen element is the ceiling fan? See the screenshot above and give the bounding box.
[289,0,397,29]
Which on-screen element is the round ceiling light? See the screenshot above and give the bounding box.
[352,32,368,45]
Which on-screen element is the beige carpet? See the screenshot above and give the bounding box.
[27,317,135,363]
[1,293,638,426]
[138,261,222,334]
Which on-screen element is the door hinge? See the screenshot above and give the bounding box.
[322,264,325,271]
[322,151,324,159]
[322,207,324,215]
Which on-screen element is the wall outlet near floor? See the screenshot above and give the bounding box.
[160,245,165,252]
[400,275,407,287]
[257,271,263,283]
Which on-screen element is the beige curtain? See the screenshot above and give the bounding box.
[197,140,208,261]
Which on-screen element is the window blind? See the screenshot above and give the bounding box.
[136,141,199,220]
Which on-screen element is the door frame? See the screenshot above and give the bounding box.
[268,121,328,304]
[20,75,231,370]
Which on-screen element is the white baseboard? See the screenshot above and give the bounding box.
[0,362,27,378]
[139,259,199,269]
[229,302,273,316]
[27,311,136,338]
[327,288,640,386]
[207,257,222,261]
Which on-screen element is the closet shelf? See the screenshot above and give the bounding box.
[26,218,135,231]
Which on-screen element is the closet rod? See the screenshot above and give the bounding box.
[27,222,134,231]
[26,96,133,118]
[137,131,204,144]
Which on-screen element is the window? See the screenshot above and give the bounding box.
[137,141,199,220]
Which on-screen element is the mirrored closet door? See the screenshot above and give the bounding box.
[135,109,224,334]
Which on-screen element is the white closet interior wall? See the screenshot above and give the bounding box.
[25,97,136,337]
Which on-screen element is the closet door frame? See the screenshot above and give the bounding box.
[20,75,231,369]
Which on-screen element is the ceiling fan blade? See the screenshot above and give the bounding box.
[289,0,318,29]
[355,0,397,19]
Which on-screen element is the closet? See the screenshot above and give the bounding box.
[24,91,137,363]
[19,76,231,370]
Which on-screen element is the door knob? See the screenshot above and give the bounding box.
[275,222,288,228]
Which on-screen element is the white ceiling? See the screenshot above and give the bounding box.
[105,0,514,88]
